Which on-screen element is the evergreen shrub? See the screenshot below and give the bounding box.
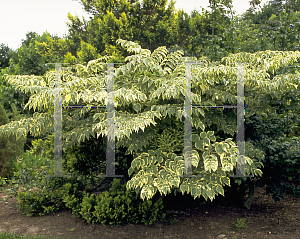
[77,178,165,226]
[245,113,300,201]
[13,177,165,226]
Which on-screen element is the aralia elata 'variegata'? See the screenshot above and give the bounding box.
[48,62,251,180]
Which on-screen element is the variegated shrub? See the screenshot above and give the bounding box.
[1,39,299,201]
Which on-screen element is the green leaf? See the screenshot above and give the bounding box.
[128,167,134,176]
[155,149,163,156]
[200,132,207,139]
[199,121,205,131]
[201,173,209,182]
[152,165,158,174]
[209,135,216,142]
[215,185,224,196]
[217,167,226,177]
[221,177,230,186]
[93,113,101,122]
[206,189,214,201]
[203,151,209,159]
[199,108,205,117]
[215,146,223,153]
[148,150,156,156]
[230,155,237,165]
[201,188,207,200]
[17,130,24,140]
[180,183,188,193]
[191,186,200,198]
[132,160,137,170]
[157,156,164,163]
[141,158,147,167]
[221,143,229,152]
[85,130,89,139]
[269,14,277,21]
[141,184,156,200]
[192,134,200,142]
[125,129,130,138]
[203,137,210,146]
[195,141,204,150]
[204,154,218,173]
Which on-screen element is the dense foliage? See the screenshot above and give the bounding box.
[0,103,26,180]
[0,0,299,226]
[2,38,299,205]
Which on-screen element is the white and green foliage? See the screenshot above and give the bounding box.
[126,132,263,201]
[0,39,299,202]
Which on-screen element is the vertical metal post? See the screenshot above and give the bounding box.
[46,62,123,179]
[230,62,250,178]
[184,63,193,177]
[175,61,252,178]
[100,63,123,178]
[47,63,71,178]
[176,62,202,178]
[229,63,252,178]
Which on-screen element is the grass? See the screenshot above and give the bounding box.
[0,230,67,239]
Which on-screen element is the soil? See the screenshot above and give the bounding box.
[0,183,299,239]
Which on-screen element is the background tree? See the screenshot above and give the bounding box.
[3,31,69,76]
[65,13,89,57]
[34,32,69,63]
[0,43,13,69]
[174,9,204,59]
[63,52,78,65]
[90,10,134,56]
[77,40,101,64]
[241,0,300,52]
[0,103,26,180]
[20,31,39,47]
[78,0,178,58]
[200,0,234,61]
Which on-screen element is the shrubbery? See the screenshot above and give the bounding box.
[1,134,166,226]
[245,112,300,201]
[74,178,165,226]
[11,177,165,226]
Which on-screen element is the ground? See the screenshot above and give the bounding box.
[0,184,299,239]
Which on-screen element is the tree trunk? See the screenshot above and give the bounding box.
[243,177,254,209]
